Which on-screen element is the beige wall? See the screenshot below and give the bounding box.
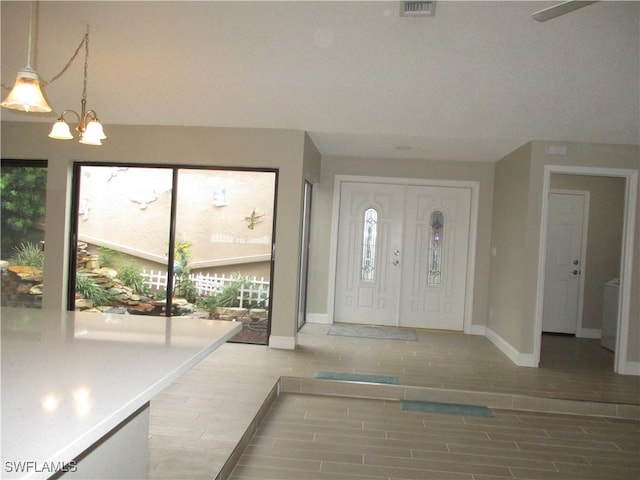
[1,121,311,345]
[530,141,640,364]
[550,174,626,331]
[76,166,276,266]
[487,143,532,352]
[306,155,495,329]
[489,140,639,367]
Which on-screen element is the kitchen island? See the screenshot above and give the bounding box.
[1,307,241,479]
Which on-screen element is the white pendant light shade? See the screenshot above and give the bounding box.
[1,67,52,113]
[48,119,73,139]
[79,119,106,145]
[79,120,105,145]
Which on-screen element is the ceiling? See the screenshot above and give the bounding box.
[1,1,638,162]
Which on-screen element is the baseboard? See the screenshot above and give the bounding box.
[306,313,331,324]
[485,327,537,367]
[268,335,296,350]
[618,361,640,376]
[467,324,486,336]
[577,328,601,339]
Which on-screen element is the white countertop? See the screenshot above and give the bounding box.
[1,307,241,480]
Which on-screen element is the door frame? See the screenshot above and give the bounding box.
[297,180,313,330]
[542,189,590,336]
[327,175,479,333]
[535,166,638,374]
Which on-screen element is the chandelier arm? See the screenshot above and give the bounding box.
[57,109,81,123]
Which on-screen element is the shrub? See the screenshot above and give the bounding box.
[76,274,112,307]
[9,242,44,270]
[117,263,146,293]
[1,165,46,257]
[178,276,197,303]
[97,246,118,267]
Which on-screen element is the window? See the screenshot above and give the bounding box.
[1,160,47,309]
[361,208,378,281]
[427,210,444,286]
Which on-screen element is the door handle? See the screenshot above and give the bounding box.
[572,269,581,276]
[392,260,400,266]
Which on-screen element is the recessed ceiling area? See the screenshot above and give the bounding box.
[1,1,638,162]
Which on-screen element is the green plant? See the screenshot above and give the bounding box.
[178,276,197,303]
[97,246,118,267]
[197,294,220,311]
[174,241,192,270]
[9,242,45,270]
[117,263,146,293]
[1,164,47,257]
[76,274,112,307]
[217,275,248,307]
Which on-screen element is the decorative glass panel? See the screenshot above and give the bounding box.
[361,208,378,281]
[427,211,444,286]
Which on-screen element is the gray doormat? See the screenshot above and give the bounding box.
[328,324,418,341]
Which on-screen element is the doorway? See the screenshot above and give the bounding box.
[536,166,638,374]
[333,179,473,331]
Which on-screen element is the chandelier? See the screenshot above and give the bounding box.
[1,2,107,145]
[47,27,107,145]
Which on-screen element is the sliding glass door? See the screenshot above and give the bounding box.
[71,163,276,344]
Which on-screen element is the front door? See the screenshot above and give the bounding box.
[334,181,471,330]
[542,191,587,334]
[400,185,471,330]
[334,182,404,326]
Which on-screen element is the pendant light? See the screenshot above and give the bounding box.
[1,2,52,112]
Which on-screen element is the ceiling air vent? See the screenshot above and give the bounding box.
[400,1,436,17]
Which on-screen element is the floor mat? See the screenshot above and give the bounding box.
[328,324,418,341]
[401,400,494,417]
[315,371,399,385]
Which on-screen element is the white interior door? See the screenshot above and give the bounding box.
[334,182,471,330]
[334,182,403,326]
[542,192,587,334]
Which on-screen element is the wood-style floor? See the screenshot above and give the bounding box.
[148,324,639,480]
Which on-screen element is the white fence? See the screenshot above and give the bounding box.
[140,270,270,308]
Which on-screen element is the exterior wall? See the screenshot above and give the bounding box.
[550,174,626,332]
[76,166,275,268]
[1,121,309,347]
[306,155,495,329]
